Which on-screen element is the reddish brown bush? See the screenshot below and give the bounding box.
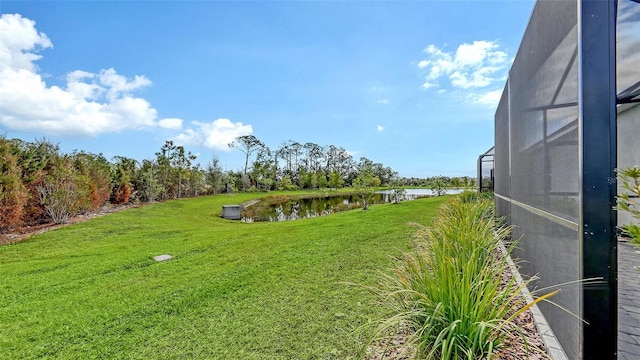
[0,141,28,230]
[0,175,28,231]
[22,178,46,225]
[112,183,131,205]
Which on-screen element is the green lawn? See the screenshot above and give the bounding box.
[0,192,446,359]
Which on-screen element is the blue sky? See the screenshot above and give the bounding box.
[0,0,535,177]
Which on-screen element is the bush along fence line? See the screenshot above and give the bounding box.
[617,166,640,246]
[361,193,558,359]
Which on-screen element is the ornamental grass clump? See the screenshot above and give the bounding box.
[616,166,640,246]
[365,198,553,359]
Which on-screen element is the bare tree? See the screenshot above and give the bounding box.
[37,166,83,224]
[303,142,324,173]
[228,135,265,176]
[289,141,303,175]
[277,141,293,175]
[325,145,338,173]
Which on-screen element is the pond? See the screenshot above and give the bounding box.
[240,188,470,222]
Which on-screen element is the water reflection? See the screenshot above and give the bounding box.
[241,188,468,222]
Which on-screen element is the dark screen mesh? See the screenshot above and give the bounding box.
[495,1,628,356]
[494,1,580,357]
[494,85,510,198]
[617,0,640,99]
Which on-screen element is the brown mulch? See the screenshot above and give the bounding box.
[366,307,548,360]
[365,307,548,360]
[496,310,548,360]
[0,204,137,246]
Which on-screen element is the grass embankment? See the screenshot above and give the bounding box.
[0,192,446,359]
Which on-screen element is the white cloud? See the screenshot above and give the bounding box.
[175,118,252,151]
[421,82,437,90]
[417,40,509,90]
[0,13,52,72]
[99,68,152,100]
[473,89,504,107]
[0,13,184,137]
[377,125,384,132]
[377,99,390,105]
[158,118,183,130]
[174,128,201,146]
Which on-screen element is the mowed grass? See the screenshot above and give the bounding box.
[0,192,446,359]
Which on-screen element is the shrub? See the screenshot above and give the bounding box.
[0,173,28,230]
[112,182,132,205]
[0,141,28,230]
[429,176,447,196]
[458,190,494,204]
[364,198,553,359]
[22,176,47,225]
[37,165,86,224]
[72,151,112,210]
[616,166,640,245]
[353,166,381,210]
[137,167,162,203]
[328,171,344,190]
[111,165,132,204]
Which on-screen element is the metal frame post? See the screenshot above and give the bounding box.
[578,0,618,358]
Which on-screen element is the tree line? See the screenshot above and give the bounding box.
[227,135,400,192]
[0,135,387,230]
[0,134,476,230]
[227,135,475,191]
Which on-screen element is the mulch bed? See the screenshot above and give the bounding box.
[366,305,548,360]
[365,306,548,360]
[366,248,550,360]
